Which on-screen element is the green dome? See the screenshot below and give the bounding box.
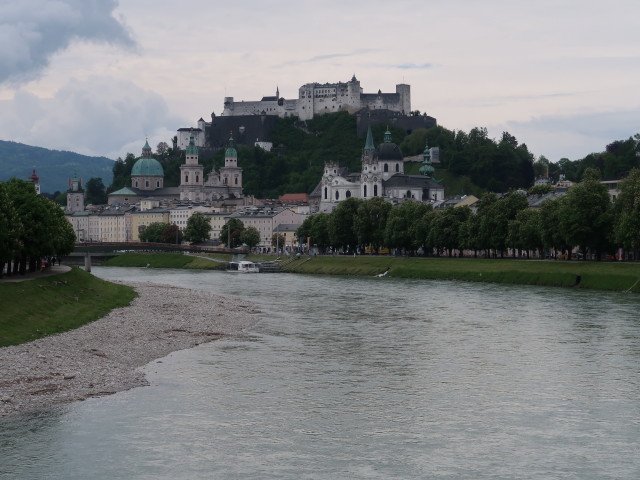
[131,157,164,176]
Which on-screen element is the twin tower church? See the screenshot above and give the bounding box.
[107,134,244,206]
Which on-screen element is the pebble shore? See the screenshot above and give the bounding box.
[0,282,260,418]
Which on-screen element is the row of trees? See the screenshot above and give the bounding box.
[0,179,76,277]
[297,168,640,260]
[139,213,212,244]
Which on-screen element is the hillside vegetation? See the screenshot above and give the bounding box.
[0,140,114,195]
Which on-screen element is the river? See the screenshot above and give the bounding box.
[1,267,639,479]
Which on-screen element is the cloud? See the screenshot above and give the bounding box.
[498,109,640,161]
[394,63,434,70]
[0,0,134,85]
[280,49,376,67]
[0,76,183,158]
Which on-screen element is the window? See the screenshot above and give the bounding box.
[364,185,368,197]
[145,181,149,188]
[396,164,400,172]
[185,175,189,183]
[324,187,327,200]
[374,185,378,196]
[346,190,351,198]
[384,164,388,172]
[335,191,339,200]
[195,175,199,183]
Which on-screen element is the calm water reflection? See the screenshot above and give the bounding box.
[1,267,639,479]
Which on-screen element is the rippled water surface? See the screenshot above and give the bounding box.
[2,267,640,479]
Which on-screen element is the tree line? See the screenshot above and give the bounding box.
[297,168,640,261]
[0,179,76,278]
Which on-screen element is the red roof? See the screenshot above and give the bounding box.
[278,193,308,203]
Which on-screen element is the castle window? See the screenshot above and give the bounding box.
[346,190,351,198]
[396,164,400,172]
[384,164,389,172]
[364,185,367,197]
[185,175,189,183]
[324,187,327,200]
[157,181,160,187]
[335,191,339,200]
[374,185,378,196]
[145,181,149,188]
[235,178,238,185]
[196,175,199,183]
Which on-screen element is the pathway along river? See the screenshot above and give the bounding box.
[1,267,640,479]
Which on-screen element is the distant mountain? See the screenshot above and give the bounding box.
[0,140,114,194]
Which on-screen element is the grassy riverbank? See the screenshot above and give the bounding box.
[0,267,137,347]
[100,252,640,293]
[103,252,229,270]
[281,255,640,293]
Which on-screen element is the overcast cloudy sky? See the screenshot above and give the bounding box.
[1,0,639,162]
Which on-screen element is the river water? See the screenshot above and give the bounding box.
[1,267,639,479]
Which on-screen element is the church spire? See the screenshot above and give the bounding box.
[364,125,374,151]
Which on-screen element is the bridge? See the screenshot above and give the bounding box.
[67,242,247,272]
[72,241,246,255]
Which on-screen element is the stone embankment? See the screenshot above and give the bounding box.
[0,282,260,417]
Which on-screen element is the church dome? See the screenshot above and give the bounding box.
[132,157,164,176]
[377,142,403,161]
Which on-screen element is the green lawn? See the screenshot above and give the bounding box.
[103,252,228,270]
[282,255,640,293]
[0,267,137,347]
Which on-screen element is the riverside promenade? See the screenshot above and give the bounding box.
[0,265,72,283]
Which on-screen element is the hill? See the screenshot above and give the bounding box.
[0,140,114,194]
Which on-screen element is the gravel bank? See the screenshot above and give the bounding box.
[0,282,261,418]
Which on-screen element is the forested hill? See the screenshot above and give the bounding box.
[109,112,540,199]
[0,140,114,195]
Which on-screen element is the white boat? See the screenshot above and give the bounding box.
[227,260,259,273]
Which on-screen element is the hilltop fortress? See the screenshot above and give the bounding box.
[222,75,410,120]
[177,76,437,150]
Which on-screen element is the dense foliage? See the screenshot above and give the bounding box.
[104,113,640,201]
[183,212,212,244]
[0,140,114,195]
[0,179,76,277]
[297,167,640,261]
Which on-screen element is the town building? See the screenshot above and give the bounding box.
[66,174,85,213]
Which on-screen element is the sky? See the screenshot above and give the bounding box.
[1,0,639,163]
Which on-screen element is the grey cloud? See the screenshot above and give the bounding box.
[0,0,134,85]
[0,76,182,158]
[394,63,434,70]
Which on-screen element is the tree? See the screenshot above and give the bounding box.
[84,177,107,205]
[139,222,169,242]
[560,168,612,259]
[161,224,183,244]
[157,142,169,155]
[4,179,76,274]
[184,212,212,244]
[354,197,391,253]
[614,168,640,259]
[327,197,361,251]
[240,227,261,250]
[219,218,244,248]
[0,182,22,277]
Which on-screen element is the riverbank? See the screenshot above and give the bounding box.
[0,281,260,418]
[281,255,640,293]
[103,252,640,292]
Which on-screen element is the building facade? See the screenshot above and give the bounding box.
[316,128,445,212]
[220,76,410,121]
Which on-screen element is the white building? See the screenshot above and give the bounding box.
[221,76,410,121]
[316,128,445,212]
